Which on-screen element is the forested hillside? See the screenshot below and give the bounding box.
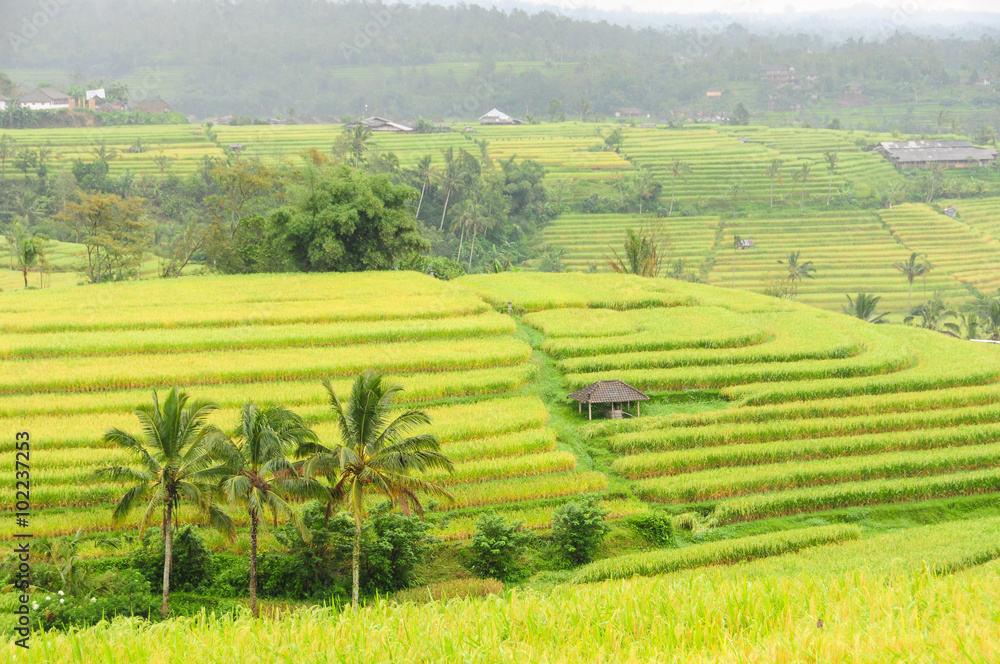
[4,0,1000,125]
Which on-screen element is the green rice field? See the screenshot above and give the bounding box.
[4,270,1000,659]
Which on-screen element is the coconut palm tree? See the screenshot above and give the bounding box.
[209,403,317,617]
[824,150,838,206]
[904,292,956,331]
[843,292,889,323]
[667,160,691,217]
[435,148,461,231]
[778,250,816,298]
[94,389,234,618]
[297,373,453,612]
[15,233,44,288]
[414,155,432,220]
[765,158,782,210]
[465,204,493,271]
[794,161,812,212]
[606,226,664,278]
[893,252,931,314]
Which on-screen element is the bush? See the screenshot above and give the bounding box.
[33,568,157,629]
[268,501,354,600]
[551,496,611,566]
[129,525,214,593]
[626,512,675,546]
[362,511,434,594]
[465,511,531,582]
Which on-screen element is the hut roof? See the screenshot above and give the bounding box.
[567,380,649,404]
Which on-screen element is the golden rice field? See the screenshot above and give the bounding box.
[6,269,1000,659]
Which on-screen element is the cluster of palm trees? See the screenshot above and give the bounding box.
[94,371,453,618]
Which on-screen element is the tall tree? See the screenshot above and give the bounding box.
[778,250,816,298]
[269,163,428,272]
[0,134,15,180]
[210,403,316,618]
[794,161,812,212]
[667,160,691,217]
[297,373,454,612]
[436,148,460,232]
[765,159,782,210]
[15,233,45,288]
[58,191,152,283]
[824,151,838,206]
[893,252,931,314]
[576,95,593,122]
[414,155,432,220]
[94,389,234,618]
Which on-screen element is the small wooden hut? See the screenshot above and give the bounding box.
[567,380,650,420]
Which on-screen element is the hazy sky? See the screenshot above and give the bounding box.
[493,0,999,14]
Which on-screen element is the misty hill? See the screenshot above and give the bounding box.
[3,0,1000,120]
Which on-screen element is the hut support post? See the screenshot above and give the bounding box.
[638,402,641,417]
[588,403,592,420]
[578,402,581,414]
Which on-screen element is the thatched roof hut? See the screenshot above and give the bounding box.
[567,380,649,420]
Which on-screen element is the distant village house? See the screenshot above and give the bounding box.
[760,65,793,82]
[705,88,723,98]
[479,108,523,125]
[0,94,9,111]
[616,107,647,118]
[344,116,414,133]
[135,98,171,114]
[877,140,997,169]
[17,87,73,110]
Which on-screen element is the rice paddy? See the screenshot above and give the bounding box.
[5,269,1000,659]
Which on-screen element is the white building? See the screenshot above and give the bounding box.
[17,87,71,110]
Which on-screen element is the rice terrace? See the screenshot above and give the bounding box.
[8,1,1000,661]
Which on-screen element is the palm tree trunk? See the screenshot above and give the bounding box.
[352,515,361,613]
[22,265,28,288]
[908,279,913,314]
[161,501,173,618]
[415,181,427,220]
[249,510,259,618]
[439,190,451,231]
[468,225,477,270]
[669,176,676,217]
[801,183,806,212]
[827,174,833,206]
[456,223,465,263]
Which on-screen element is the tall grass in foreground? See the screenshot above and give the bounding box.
[12,566,1000,663]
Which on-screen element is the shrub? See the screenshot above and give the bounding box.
[129,525,214,593]
[465,511,532,582]
[625,512,675,546]
[33,568,157,629]
[552,496,611,566]
[362,511,434,595]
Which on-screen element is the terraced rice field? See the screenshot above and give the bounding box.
[0,125,223,178]
[879,203,1000,293]
[461,272,1000,554]
[0,272,619,550]
[540,213,719,272]
[705,210,969,316]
